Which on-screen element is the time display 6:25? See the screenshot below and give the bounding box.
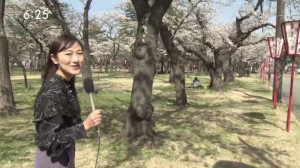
[23,10,49,20]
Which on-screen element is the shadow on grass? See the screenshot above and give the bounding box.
[213,160,257,168]
[4,75,293,167]
[152,92,176,106]
[146,89,287,167]
[230,89,272,102]
[238,137,285,168]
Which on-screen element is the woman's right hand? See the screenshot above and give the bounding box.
[83,110,101,131]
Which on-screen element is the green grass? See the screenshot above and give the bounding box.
[1,71,300,167]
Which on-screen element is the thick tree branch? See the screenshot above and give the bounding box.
[241,38,266,47]
[236,0,263,24]
[176,37,210,64]
[0,0,5,37]
[254,0,264,12]
[131,0,150,22]
[15,18,45,55]
[150,0,173,30]
[44,0,71,34]
[240,23,274,43]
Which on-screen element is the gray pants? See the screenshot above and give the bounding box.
[34,144,75,168]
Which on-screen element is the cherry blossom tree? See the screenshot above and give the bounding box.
[177,0,275,89]
[126,0,173,141]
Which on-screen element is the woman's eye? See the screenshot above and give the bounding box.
[78,52,83,55]
[66,53,72,56]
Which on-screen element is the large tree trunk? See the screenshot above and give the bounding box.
[126,23,157,141]
[169,64,174,83]
[205,62,223,89]
[126,0,173,141]
[238,61,248,77]
[160,24,187,106]
[0,37,17,115]
[0,0,17,115]
[212,55,224,89]
[223,59,235,83]
[172,62,187,105]
[81,0,93,79]
[223,68,235,83]
[274,0,285,102]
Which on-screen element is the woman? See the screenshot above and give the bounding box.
[189,77,203,88]
[33,34,101,168]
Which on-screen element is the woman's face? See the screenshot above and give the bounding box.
[51,42,84,80]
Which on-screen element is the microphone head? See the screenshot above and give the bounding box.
[83,77,94,94]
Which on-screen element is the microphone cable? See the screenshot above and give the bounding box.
[95,126,100,168]
[83,77,101,168]
[89,95,101,168]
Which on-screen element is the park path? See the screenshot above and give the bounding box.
[10,75,41,80]
[270,74,300,123]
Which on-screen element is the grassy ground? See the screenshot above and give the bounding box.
[1,69,300,168]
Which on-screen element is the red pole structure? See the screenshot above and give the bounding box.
[263,60,267,82]
[273,58,278,109]
[268,58,271,91]
[260,64,263,80]
[262,62,265,82]
[286,56,296,132]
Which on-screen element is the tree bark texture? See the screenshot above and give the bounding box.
[223,59,235,83]
[238,61,248,77]
[126,0,173,141]
[0,37,17,115]
[274,0,285,102]
[205,61,223,90]
[0,40,16,114]
[169,64,174,83]
[223,68,235,83]
[81,0,93,79]
[0,0,17,115]
[160,24,187,106]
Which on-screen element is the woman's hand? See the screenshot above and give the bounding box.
[83,110,101,131]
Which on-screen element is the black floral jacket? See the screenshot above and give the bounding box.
[33,74,87,157]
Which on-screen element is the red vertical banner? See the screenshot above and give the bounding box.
[281,20,300,132]
[267,37,284,109]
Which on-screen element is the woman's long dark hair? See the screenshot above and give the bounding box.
[43,34,84,86]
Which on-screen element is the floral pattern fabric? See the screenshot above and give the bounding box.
[33,74,86,157]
